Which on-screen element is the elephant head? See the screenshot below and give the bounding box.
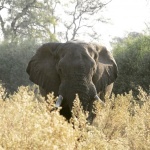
[26,41,118,123]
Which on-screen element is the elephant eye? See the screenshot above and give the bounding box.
[93,66,97,73]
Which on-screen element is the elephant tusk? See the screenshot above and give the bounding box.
[94,95,105,105]
[55,95,63,107]
[94,95,101,100]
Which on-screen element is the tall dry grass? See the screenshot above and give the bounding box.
[0,84,150,150]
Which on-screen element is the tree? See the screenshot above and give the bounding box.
[0,0,58,41]
[0,0,111,42]
[56,0,111,41]
[112,33,150,96]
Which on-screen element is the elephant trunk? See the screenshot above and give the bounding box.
[58,79,103,110]
[56,80,104,123]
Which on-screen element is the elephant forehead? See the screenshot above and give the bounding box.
[66,49,93,62]
[57,43,86,57]
[65,52,96,71]
[68,44,86,53]
[57,43,97,67]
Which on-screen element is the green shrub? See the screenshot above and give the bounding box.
[0,40,39,93]
[112,33,150,96]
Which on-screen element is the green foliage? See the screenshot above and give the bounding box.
[0,84,150,149]
[0,0,57,41]
[112,33,150,96]
[0,39,38,93]
[1,0,109,42]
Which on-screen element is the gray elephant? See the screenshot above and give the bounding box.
[26,41,118,123]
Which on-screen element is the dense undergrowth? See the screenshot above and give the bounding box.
[0,84,150,150]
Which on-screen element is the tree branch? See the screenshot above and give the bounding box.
[11,0,36,35]
[0,15,6,38]
[64,0,111,41]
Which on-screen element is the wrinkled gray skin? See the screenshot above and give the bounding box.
[26,41,118,123]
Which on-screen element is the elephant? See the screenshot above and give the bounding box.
[26,41,118,123]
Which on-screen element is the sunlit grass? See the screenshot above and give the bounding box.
[0,84,150,150]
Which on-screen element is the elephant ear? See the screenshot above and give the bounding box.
[26,43,61,95]
[93,44,118,93]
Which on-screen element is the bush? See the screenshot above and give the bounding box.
[0,39,39,93]
[0,84,150,149]
[112,33,150,96]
